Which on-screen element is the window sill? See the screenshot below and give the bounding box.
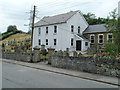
[53,33,57,35]
[90,43,95,45]
[98,43,104,45]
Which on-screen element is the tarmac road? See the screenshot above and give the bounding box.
[2,62,118,88]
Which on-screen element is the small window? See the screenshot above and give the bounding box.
[71,38,73,46]
[85,42,88,46]
[54,39,57,45]
[98,34,104,44]
[38,28,41,35]
[71,25,74,32]
[46,27,48,34]
[38,39,41,45]
[78,26,80,33]
[54,26,57,33]
[46,39,48,45]
[108,34,112,42]
[90,35,95,44]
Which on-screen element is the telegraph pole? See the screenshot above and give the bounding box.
[30,5,36,62]
[31,5,36,50]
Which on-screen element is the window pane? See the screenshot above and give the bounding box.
[54,26,57,33]
[46,27,48,34]
[85,42,88,46]
[99,35,103,39]
[54,39,56,45]
[38,39,41,45]
[78,26,80,33]
[90,35,95,43]
[108,35,112,40]
[99,35,103,43]
[71,38,73,46]
[46,39,48,45]
[38,28,41,34]
[71,25,74,32]
[91,36,94,39]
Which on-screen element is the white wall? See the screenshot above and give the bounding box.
[66,11,89,51]
[33,11,89,51]
[33,23,70,51]
[67,11,88,34]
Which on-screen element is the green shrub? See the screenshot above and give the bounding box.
[104,42,118,58]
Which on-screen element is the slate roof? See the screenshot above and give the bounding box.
[83,24,107,34]
[35,10,79,27]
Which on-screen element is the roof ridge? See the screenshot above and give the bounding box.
[43,10,79,19]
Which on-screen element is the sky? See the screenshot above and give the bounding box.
[0,0,119,33]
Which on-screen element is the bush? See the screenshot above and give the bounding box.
[104,42,118,58]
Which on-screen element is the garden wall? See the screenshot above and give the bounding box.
[51,55,120,77]
[2,53,31,62]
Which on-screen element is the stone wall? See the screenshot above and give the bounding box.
[51,55,120,77]
[2,53,31,62]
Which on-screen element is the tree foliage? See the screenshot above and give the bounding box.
[7,25,18,32]
[83,12,107,25]
[104,8,120,56]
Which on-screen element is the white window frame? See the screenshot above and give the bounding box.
[98,34,104,44]
[46,27,48,34]
[46,39,48,45]
[38,28,41,35]
[90,34,95,44]
[107,33,113,42]
[54,25,57,34]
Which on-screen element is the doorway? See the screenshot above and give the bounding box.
[76,40,81,51]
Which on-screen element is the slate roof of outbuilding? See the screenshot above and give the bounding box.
[35,10,79,27]
[83,24,107,34]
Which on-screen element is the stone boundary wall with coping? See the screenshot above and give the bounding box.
[2,53,31,62]
[51,55,120,77]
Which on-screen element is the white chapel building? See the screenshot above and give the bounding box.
[33,10,90,51]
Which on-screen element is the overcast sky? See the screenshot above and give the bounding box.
[0,0,119,33]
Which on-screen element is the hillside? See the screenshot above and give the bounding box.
[0,33,31,45]
[0,30,25,41]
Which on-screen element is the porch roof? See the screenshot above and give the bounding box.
[75,34,90,42]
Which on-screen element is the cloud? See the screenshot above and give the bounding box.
[0,0,119,33]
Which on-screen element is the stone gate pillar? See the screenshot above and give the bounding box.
[32,46,40,63]
[47,48,55,64]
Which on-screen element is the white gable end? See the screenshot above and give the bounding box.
[67,11,88,34]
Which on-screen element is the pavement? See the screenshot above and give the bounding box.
[1,58,120,87]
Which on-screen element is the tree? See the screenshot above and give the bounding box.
[105,8,120,56]
[83,13,107,25]
[7,25,17,32]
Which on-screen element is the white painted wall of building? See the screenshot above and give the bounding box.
[33,11,90,51]
[66,11,89,51]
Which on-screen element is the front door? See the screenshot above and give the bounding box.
[76,40,81,51]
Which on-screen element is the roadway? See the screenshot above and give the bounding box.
[2,62,118,88]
